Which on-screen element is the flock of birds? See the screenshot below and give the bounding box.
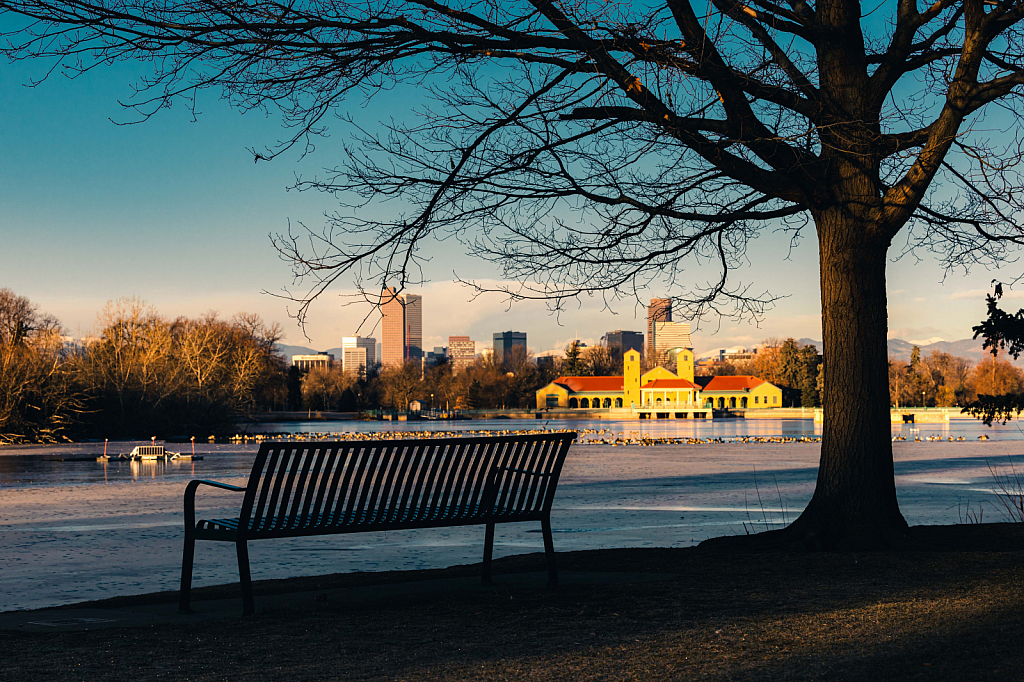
[224,427,993,447]
[892,434,984,442]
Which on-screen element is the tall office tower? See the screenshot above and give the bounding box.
[380,287,424,366]
[341,336,376,376]
[448,336,476,372]
[652,321,692,364]
[403,294,423,360]
[601,330,644,357]
[492,331,527,367]
[381,287,406,366]
[647,298,672,359]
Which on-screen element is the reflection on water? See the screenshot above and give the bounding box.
[1,417,1021,489]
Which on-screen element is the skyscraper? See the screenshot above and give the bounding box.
[380,287,424,366]
[647,298,672,359]
[381,287,405,366]
[492,331,527,367]
[448,335,476,372]
[403,294,423,360]
[652,321,692,363]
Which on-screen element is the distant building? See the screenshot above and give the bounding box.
[292,354,334,371]
[712,347,759,363]
[652,321,691,364]
[536,356,556,370]
[602,330,644,356]
[341,336,376,377]
[448,336,476,372]
[404,294,423,360]
[535,350,701,410]
[493,331,527,366]
[381,287,423,366]
[425,346,448,367]
[647,298,672,359]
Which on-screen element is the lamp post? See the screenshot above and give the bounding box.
[922,391,926,408]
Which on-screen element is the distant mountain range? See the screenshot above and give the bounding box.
[277,343,346,360]
[796,337,1017,366]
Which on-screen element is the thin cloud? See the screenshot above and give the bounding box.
[950,288,1024,300]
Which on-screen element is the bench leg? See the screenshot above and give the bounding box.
[482,522,495,585]
[236,539,255,616]
[542,517,558,587]
[178,532,196,614]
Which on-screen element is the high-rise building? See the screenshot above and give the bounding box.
[380,287,423,366]
[341,336,376,376]
[647,298,672,359]
[601,330,644,356]
[493,331,527,367]
[404,294,423,360]
[448,336,475,372]
[652,321,691,363]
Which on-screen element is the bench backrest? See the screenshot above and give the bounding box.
[236,433,576,537]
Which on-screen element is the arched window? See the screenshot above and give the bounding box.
[729,397,737,408]
[741,397,748,408]
[603,398,612,408]
[615,397,623,408]
[580,398,590,408]
[718,397,725,408]
[656,398,662,405]
[568,398,578,408]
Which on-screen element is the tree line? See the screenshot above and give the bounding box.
[1,290,285,443]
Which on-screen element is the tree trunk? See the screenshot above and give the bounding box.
[701,209,912,552]
[782,213,910,549]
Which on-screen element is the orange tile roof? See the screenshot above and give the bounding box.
[640,379,699,389]
[699,376,766,392]
[553,376,624,393]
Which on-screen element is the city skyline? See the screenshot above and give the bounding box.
[3,51,1020,358]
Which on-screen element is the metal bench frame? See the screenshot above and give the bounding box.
[179,433,576,615]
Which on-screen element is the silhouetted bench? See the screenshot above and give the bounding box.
[179,432,576,615]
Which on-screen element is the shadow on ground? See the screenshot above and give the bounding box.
[1,524,1022,681]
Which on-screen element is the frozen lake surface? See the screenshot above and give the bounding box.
[2,419,1022,611]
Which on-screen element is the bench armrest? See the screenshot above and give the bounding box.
[183,479,248,531]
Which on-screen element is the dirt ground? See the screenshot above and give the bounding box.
[2,524,1023,681]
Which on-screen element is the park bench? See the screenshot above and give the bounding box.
[179,432,576,615]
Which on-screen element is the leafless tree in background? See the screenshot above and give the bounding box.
[0,289,82,443]
[7,0,1024,546]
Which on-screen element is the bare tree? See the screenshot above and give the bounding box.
[378,360,424,409]
[0,289,82,442]
[8,0,1024,546]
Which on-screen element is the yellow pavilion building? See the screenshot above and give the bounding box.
[535,349,703,410]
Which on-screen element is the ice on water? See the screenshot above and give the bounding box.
[1,418,1021,611]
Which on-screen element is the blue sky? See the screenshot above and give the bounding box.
[2,48,1020,357]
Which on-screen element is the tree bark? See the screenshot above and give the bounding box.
[782,211,910,549]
